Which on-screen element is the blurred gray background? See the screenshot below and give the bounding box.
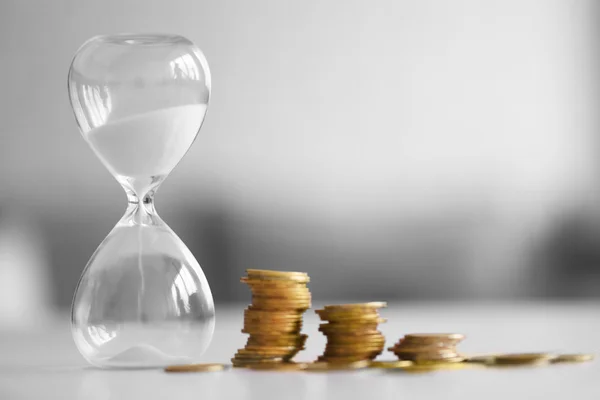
[1,0,599,325]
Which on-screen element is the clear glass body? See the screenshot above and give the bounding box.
[68,34,215,368]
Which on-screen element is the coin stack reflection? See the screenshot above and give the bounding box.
[315,302,387,363]
[388,333,465,364]
[231,269,311,367]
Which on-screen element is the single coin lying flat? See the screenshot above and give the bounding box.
[492,353,554,366]
[164,363,229,373]
[551,354,595,364]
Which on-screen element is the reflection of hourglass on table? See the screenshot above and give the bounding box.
[68,34,215,368]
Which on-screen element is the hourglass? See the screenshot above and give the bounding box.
[68,34,215,368]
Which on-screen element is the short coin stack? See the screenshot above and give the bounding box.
[231,269,311,368]
[388,333,465,364]
[315,302,387,363]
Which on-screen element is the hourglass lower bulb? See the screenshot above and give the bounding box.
[68,34,215,368]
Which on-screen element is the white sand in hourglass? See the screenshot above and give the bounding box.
[87,104,207,180]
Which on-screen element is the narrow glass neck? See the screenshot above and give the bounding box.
[122,189,161,226]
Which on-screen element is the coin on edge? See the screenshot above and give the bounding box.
[165,363,229,373]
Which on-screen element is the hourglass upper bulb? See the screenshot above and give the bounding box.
[68,33,211,197]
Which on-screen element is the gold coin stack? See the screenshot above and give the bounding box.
[231,269,311,367]
[315,302,387,363]
[388,333,465,364]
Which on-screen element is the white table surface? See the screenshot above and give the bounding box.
[0,302,599,400]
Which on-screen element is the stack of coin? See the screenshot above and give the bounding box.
[231,269,311,367]
[388,333,465,364]
[315,302,387,363]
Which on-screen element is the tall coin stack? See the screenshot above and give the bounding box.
[315,302,387,363]
[388,333,465,363]
[231,269,311,367]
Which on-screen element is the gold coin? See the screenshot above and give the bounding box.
[232,354,287,361]
[249,307,310,313]
[242,325,303,333]
[320,317,383,325]
[252,294,312,301]
[390,362,476,374]
[394,354,463,363]
[397,350,459,357]
[242,280,308,290]
[325,341,385,348]
[244,320,304,329]
[412,357,464,364]
[242,322,302,335]
[252,290,311,297]
[244,309,304,319]
[234,349,284,361]
[246,341,306,349]
[250,292,312,300]
[320,322,383,329]
[493,353,554,365]
[324,349,384,357]
[247,362,308,371]
[464,354,497,364]
[242,329,303,336]
[247,333,307,341]
[238,351,301,361]
[321,321,385,327]
[369,360,414,369]
[243,318,304,325]
[249,285,311,293]
[390,345,457,351]
[164,363,229,373]
[251,298,311,309]
[244,320,303,328]
[327,338,386,346]
[319,328,381,336]
[249,284,310,291]
[243,275,308,283]
[245,269,309,282]
[245,316,304,324]
[320,319,383,326]
[248,283,310,290]
[322,318,387,326]
[551,354,595,364]
[400,336,463,343]
[246,268,308,277]
[237,348,302,357]
[316,309,381,319]
[317,355,373,363]
[392,348,460,356]
[246,333,308,343]
[325,343,385,351]
[403,333,465,341]
[231,358,285,367]
[326,331,385,339]
[324,354,383,361]
[305,360,370,371]
[320,329,381,337]
[323,302,387,310]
